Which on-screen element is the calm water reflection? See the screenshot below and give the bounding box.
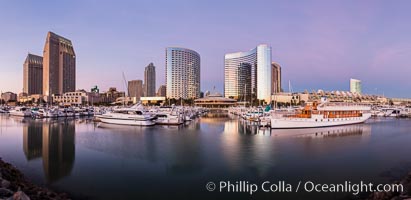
[0,114,411,200]
[22,119,75,183]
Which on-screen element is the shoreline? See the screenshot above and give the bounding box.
[353,172,411,200]
[0,158,71,200]
[365,172,411,200]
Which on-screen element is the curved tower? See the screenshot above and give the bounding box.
[224,50,256,101]
[166,47,201,99]
[224,44,272,103]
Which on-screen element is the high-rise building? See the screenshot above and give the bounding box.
[23,54,43,95]
[224,44,272,103]
[166,47,200,99]
[157,85,166,97]
[128,80,144,100]
[144,63,156,97]
[256,45,272,102]
[350,78,362,94]
[43,32,76,97]
[224,50,255,100]
[271,62,281,94]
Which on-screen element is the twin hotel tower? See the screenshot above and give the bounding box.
[23,32,75,100]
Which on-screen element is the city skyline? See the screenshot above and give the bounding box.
[1,1,411,97]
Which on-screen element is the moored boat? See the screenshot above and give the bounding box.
[98,104,156,126]
[9,107,32,117]
[154,106,184,125]
[155,113,184,125]
[270,101,371,129]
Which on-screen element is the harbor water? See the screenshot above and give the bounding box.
[0,114,411,199]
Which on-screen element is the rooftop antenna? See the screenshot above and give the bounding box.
[288,80,293,93]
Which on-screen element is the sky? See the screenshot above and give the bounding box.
[0,0,410,97]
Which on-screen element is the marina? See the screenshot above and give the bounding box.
[2,101,411,128]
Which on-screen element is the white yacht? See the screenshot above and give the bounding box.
[38,108,58,118]
[154,106,184,125]
[98,104,156,126]
[270,101,371,129]
[9,107,32,117]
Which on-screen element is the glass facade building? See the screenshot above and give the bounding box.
[224,50,256,100]
[350,78,362,94]
[166,47,201,99]
[224,44,272,103]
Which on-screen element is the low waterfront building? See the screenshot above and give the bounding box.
[309,90,378,103]
[100,87,126,104]
[52,90,101,106]
[1,92,17,103]
[272,90,403,106]
[141,96,166,106]
[18,93,44,104]
[272,93,308,105]
[194,92,236,108]
[112,97,134,105]
[391,98,411,105]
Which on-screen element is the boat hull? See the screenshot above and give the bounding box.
[271,113,371,129]
[99,116,155,126]
[155,118,183,125]
[9,112,31,117]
